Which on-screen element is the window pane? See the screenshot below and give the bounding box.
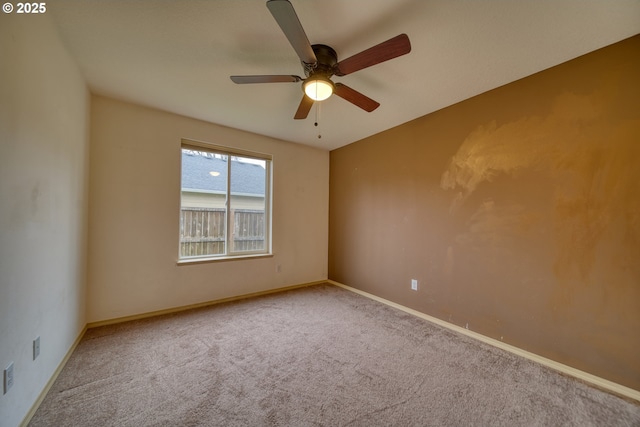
[180,149,228,257]
[179,141,271,261]
[230,156,266,253]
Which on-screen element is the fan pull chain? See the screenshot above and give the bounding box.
[315,102,321,139]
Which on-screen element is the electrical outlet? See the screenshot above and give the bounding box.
[34,336,40,360]
[4,362,14,394]
[411,279,418,291]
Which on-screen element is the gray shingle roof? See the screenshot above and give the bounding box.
[181,151,265,196]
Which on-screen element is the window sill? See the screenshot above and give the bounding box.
[177,253,273,266]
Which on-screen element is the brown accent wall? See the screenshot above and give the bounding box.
[329,35,640,390]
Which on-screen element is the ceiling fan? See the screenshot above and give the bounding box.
[230,0,411,120]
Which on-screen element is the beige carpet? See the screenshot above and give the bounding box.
[29,284,640,426]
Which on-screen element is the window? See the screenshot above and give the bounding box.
[179,140,272,261]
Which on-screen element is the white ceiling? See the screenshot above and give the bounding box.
[50,0,640,151]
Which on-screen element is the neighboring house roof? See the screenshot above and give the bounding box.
[181,151,265,196]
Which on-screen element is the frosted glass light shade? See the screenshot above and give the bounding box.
[304,78,334,101]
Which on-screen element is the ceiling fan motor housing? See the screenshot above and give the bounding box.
[305,44,338,78]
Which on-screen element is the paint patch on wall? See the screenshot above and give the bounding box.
[454,198,538,256]
[441,88,640,287]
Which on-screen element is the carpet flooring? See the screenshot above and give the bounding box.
[29,284,640,426]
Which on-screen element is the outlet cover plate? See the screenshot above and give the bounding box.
[411,279,418,291]
[34,336,41,360]
[4,362,14,394]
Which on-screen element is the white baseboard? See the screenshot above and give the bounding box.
[20,326,88,427]
[328,280,640,403]
[87,280,326,328]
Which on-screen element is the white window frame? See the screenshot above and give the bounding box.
[178,139,272,264]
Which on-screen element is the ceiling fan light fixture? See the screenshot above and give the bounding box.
[303,76,334,101]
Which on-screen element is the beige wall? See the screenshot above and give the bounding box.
[88,96,329,323]
[329,35,640,390]
[0,15,90,427]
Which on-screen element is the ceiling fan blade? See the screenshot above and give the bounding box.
[334,83,380,112]
[334,34,411,76]
[230,75,302,84]
[294,95,314,119]
[267,0,317,65]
